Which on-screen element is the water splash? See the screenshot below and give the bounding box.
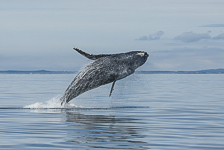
[23,96,77,109]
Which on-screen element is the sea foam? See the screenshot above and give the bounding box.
[23,96,77,109]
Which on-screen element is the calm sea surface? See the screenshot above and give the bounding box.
[0,74,223,150]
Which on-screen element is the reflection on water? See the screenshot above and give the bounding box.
[64,110,150,150]
[1,74,224,149]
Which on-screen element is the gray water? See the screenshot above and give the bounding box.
[0,74,223,150]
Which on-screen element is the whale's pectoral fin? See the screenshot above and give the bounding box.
[109,79,116,97]
[73,47,111,60]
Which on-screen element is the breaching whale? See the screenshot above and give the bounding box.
[60,47,148,105]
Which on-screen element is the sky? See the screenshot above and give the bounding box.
[1,0,224,71]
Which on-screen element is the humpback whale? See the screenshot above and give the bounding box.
[60,47,148,105]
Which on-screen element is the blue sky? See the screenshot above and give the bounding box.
[1,0,224,71]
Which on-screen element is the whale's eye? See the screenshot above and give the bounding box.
[136,52,145,57]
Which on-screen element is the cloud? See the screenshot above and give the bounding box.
[213,33,224,40]
[136,31,164,41]
[174,32,211,43]
[200,24,224,27]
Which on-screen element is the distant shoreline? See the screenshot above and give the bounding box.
[1,69,224,74]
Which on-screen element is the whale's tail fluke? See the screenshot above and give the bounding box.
[73,47,111,60]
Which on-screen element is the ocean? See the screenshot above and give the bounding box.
[0,73,223,150]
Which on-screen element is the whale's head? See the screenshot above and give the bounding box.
[125,51,149,69]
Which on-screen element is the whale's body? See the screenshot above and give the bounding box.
[60,47,148,105]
